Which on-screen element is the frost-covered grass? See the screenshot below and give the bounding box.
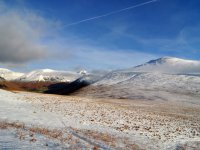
[19,91,200,149]
[0,120,141,150]
[0,89,200,149]
[0,90,141,149]
[0,121,97,149]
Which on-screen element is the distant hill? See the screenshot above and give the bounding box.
[17,69,85,82]
[0,68,87,82]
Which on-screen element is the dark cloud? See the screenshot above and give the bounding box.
[0,3,57,65]
[0,20,46,63]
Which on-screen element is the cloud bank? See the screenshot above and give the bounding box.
[0,0,158,70]
[0,2,59,65]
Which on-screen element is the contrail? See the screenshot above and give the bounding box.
[64,0,158,28]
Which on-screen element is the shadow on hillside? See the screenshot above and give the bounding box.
[45,78,90,95]
[0,77,92,95]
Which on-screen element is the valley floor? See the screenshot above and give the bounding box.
[0,89,200,149]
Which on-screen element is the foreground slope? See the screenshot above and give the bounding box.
[0,90,144,149]
[1,89,199,149]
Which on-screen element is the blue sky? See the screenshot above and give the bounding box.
[0,0,200,71]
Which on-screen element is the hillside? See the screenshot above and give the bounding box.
[17,69,83,82]
[131,57,200,74]
[72,57,200,101]
[0,68,24,81]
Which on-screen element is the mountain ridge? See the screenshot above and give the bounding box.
[130,57,200,74]
[0,57,200,82]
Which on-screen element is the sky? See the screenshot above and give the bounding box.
[0,0,200,72]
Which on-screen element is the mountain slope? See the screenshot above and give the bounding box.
[0,68,24,81]
[72,57,200,101]
[131,57,200,74]
[74,72,200,100]
[45,73,105,94]
[17,69,84,82]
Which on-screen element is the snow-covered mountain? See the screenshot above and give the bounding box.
[0,67,88,82]
[0,68,24,81]
[76,72,200,101]
[94,57,200,85]
[17,69,84,82]
[74,57,200,101]
[131,57,200,74]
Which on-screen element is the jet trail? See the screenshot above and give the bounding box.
[64,0,158,27]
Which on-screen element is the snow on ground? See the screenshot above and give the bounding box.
[17,91,200,149]
[0,90,142,149]
[0,129,66,150]
[0,90,64,128]
[0,89,199,149]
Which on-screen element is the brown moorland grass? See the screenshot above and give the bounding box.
[77,129,141,150]
[0,121,25,129]
[0,81,56,92]
[0,120,141,149]
[13,81,54,92]
[0,121,64,140]
[0,81,23,91]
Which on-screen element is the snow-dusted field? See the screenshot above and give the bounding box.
[0,89,199,149]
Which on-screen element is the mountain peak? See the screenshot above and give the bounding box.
[133,57,200,74]
[143,57,199,65]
